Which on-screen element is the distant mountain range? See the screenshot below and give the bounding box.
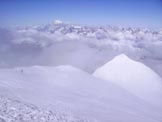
[0,21,162,77]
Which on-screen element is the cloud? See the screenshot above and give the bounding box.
[0,25,161,76]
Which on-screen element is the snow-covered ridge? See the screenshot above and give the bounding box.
[15,21,162,42]
[0,65,162,122]
[93,54,162,107]
[0,21,162,122]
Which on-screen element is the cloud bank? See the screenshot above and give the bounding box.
[0,23,162,76]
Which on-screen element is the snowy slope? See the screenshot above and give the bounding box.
[0,95,93,122]
[0,65,162,122]
[93,54,162,108]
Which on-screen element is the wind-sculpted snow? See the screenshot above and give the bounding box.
[0,21,162,122]
[93,54,162,107]
[0,22,162,77]
[0,96,95,122]
[0,66,162,122]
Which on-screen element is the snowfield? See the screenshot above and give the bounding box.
[0,21,162,122]
[0,64,162,122]
[0,96,95,122]
[93,54,162,107]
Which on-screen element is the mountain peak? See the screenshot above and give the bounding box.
[113,54,130,61]
[93,54,162,107]
[53,20,63,24]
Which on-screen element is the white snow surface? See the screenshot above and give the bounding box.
[0,65,162,122]
[93,54,162,108]
[0,96,94,122]
[53,20,63,24]
[0,22,162,121]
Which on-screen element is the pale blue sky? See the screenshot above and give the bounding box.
[0,0,162,28]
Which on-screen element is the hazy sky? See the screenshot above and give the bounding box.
[0,0,162,28]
